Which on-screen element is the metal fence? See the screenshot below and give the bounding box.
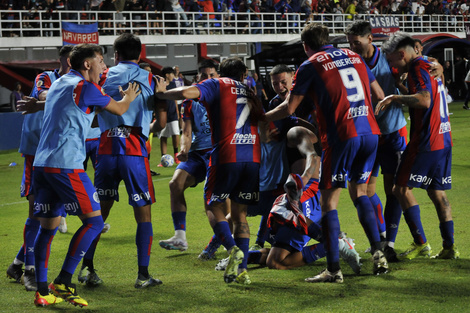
[0,10,466,38]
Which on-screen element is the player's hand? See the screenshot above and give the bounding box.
[121,82,141,102]
[176,151,188,162]
[375,95,394,115]
[16,97,41,114]
[154,75,168,93]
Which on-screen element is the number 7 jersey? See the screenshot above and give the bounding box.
[291,45,380,149]
[196,77,261,165]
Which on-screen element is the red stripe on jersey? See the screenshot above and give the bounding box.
[74,81,85,106]
[398,126,408,145]
[44,167,61,173]
[67,172,93,214]
[99,131,114,155]
[37,73,52,92]
[69,223,93,256]
[144,157,156,203]
[99,69,109,87]
[300,180,319,203]
[125,133,143,155]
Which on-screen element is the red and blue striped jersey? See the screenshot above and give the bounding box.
[196,77,261,165]
[407,57,452,152]
[291,45,380,149]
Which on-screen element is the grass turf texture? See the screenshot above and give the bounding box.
[0,102,469,312]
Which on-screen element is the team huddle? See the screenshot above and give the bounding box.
[6,20,457,308]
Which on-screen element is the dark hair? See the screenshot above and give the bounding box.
[59,45,74,57]
[344,20,372,37]
[219,57,247,80]
[161,66,175,76]
[413,38,423,45]
[198,59,219,73]
[270,64,294,76]
[139,62,151,69]
[69,44,103,71]
[382,32,415,55]
[301,23,329,51]
[113,33,141,61]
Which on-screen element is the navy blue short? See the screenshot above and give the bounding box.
[371,126,407,177]
[176,149,210,187]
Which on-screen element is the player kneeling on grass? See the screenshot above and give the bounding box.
[18,43,140,307]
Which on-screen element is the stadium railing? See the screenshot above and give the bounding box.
[0,10,465,39]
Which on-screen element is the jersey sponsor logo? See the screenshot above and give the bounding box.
[210,193,230,202]
[238,191,259,201]
[304,200,311,218]
[64,202,79,213]
[316,49,357,63]
[332,173,347,182]
[231,133,256,144]
[409,174,432,186]
[132,191,151,202]
[107,126,132,138]
[96,188,118,198]
[34,202,51,214]
[439,121,451,134]
[442,176,452,184]
[348,105,369,119]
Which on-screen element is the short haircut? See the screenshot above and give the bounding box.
[69,44,103,71]
[139,62,151,69]
[59,45,73,57]
[344,20,372,37]
[301,23,329,52]
[198,59,219,73]
[414,38,423,45]
[161,66,175,76]
[381,32,415,55]
[113,33,141,61]
[219,57,247,80]
[269,64,294,76]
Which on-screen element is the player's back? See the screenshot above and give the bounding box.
[293,46,380,148]
[197,77,261,165]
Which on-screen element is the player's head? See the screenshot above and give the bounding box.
[413,38,424,56]
[269,64,294,100]
[139,62,152,73]
[301,23,329,54]
[113,33,141,63]
[161,66,175,81]
[58,45,73,75]
[198,59,219,79]
[345,20,373,57]
[219,57,247,81]
[382,32,416,71]
[70,44,104,83]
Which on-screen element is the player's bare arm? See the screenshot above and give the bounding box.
[150,99,167,133]
[371,80,385,103]
[16,97,45,114]
[105,82,141,115]
[265,93,304,122]
[177,119,192,162]
[376,90,431,114]
[286,126,319,186]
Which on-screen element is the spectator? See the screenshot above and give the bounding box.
[345,0,358,20]
[356,0,369,14]
[10,82,25,112]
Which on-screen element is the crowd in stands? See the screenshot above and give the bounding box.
[1,0,469,37]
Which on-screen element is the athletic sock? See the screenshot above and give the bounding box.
[301,243,326,264]
[322,210,340,272]
[24,218,40,269]
[172,211,187,233]
[203,235,222,255]
[369,193,386,234]
[136,222,153,268]
[354,195,381,251]
[384,194,402,244]
[307,221,322,241]
[81,233,101,270]
[34,227,58,292]
[255,214,269,247]
[439,220,454,249]
[235,237,250,270]
[14,245,25,266]
[61,216,104,277]
[213,221,236,251]
[403,205,427,244]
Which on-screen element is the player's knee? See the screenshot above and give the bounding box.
[266,258,282,270]
[169,178,185,194]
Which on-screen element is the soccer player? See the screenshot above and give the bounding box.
[82,33,163,289]
[265,23,388,282]
[345,20,408,262]
[377,32,459,260]
[159,60,219,252]
[156,57,263,285]
[28,43,140,307]
[6,45,73,292]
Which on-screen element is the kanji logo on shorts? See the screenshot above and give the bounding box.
[34,203,51,214]
[442,176,452,184]
[332,174,347,182]
[132,191,151,202]
[97,188,118,197]
[409,174,432,185]
[64,202,79,213]
[238,191,259,201]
